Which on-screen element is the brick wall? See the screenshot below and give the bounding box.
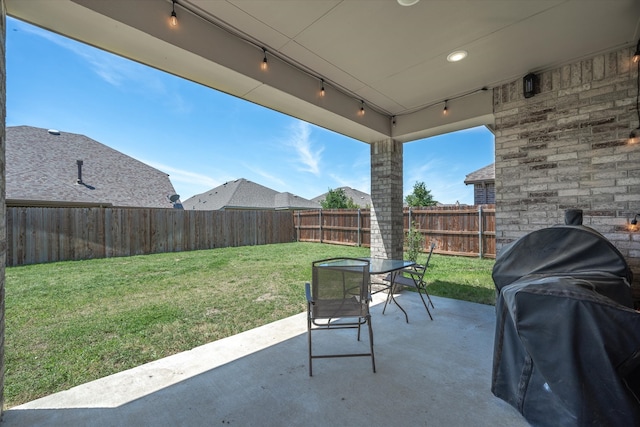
[370,139,404,260]
[493,45,640,294]
[0,0,6,413]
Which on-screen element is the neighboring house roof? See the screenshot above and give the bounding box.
[312,187,372,208]
[464,163,495,185]
[6,126,180,208]
[182,178,320,210]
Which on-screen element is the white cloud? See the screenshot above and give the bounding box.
[18,21,136,86]
[242,163,287,188]
[146,160,222,188]
[329,172,370,194]
[14,18,187,113]
[285,122,323,175]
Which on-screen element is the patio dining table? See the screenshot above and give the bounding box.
[362,257,416,323]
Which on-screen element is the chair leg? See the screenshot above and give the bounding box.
[307,312,313,377]
[417,287,434,320]
[382,290,391,314]
[367,315,376,373]
[425,290,435,309]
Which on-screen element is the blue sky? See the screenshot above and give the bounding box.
[6,17,494,205]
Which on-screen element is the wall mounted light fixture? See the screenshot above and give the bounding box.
[261,48,268,71]
[523,73,538,98]
[633,39,640,63]
[631,214,640,225]
[443,100,449,115]
[320,79,325,97]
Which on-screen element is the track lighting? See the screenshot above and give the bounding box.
[443,100,448,115]
[358,101,365,116]
[261,49,268,71]
[170,1,178,27]
[320,79,325,97]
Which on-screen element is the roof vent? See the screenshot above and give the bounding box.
[48,129,60,135]
[76,160,83,185]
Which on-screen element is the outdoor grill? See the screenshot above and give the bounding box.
[491,213,640,426]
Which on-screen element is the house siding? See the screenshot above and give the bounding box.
[493,45,640,296]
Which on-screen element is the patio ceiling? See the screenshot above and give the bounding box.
[7,0,640,143]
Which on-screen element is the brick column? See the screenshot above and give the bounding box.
[370,139,404,260]
[0,0,6,414]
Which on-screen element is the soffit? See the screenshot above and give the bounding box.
[6,0,640,143]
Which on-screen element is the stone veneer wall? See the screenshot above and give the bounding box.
[370,139,404,260]
[0,0,6,414]
[493,45,640,295]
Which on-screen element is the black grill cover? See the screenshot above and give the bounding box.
[491,225,640,426]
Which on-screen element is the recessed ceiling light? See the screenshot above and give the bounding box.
[447,50,468,62]
[397,0,420,6]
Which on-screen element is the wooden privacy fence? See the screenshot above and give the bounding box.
[6,207,296,266]
[294,205,496,258]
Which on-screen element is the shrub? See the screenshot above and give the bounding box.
[405,221,424,262]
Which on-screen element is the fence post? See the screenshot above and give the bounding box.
[478,205,483,259]
[357,208,361,247]
[319,209,322,243]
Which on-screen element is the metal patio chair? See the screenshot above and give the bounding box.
[385,242,436,320]
[305,258,375,376]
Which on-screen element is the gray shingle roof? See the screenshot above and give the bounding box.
[464,163,495,185]
[182,179,320,210]
[6,126,180,208]
[312,187,372,208]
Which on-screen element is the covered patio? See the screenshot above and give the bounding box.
[2,0,640,424]
[3,292,528,426]
[7,0,639,262]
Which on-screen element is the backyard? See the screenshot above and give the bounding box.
[4,242,495,408]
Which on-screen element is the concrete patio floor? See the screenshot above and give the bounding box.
[3,292,529,426]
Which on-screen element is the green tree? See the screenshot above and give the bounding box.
[405,181,437,207]
[320,188,359,209]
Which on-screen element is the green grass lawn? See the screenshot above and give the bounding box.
[4,242,495,408]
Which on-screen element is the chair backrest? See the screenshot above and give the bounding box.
[311,258,370,318]
[424,242,436,268]
[413,242,436,279]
